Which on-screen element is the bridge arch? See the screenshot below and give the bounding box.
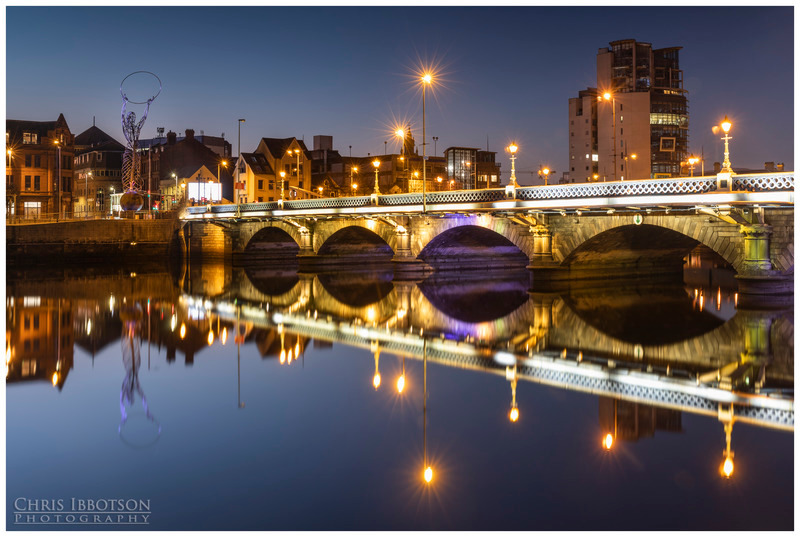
[412,215,535,265]
[314,220,397,257]
[240,222,304,255]
[551,214,741,272]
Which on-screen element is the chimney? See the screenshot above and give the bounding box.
[713,161,721,173]
[185,129,195,140]
[167,131,177,145]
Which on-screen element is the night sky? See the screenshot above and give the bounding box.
[6,6,794,184]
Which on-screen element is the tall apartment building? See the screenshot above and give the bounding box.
[569,39,688,182]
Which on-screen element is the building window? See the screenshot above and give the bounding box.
[257,179,263,190]
[25,154,31,167]
[620,128,623,135]
[24,175,31,190]
[269,180,274,189]
[34,176,40,190]
[34,155,41,167]
[23,201,41,217]
[258,197,263,202]
[22,132,38,144]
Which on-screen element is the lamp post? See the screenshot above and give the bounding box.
[432,136,438,155]
[687,155,699,177]
[171,172,177,207]
[622,144,637,181]
[279,171,286,200]
[538,166,551,186]
[436,176,443,191]
[54,140,61,220]
[110,186,115,216]
[421,73,433,213]
[351,182,358,196]
[507,143,518,187]
[216,160,227,203]
[86,171,91,218]
[349,165,358,196]
[237,118,245,205]
[287,147,301,195]
[372,159,381,195]
[720,116,733,173]
[601,92,617,181]
[395,128,407,189]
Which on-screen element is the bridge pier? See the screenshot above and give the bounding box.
[392,224,432,279]
[736,222,793,306]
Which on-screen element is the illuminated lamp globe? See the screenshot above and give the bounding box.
[120,191,144,211]
[603,433,614,450]
[424,466,433,483]
[721,116,732,134]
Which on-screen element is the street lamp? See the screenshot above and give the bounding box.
[216,160,227,203]
[436,176,443,191]
[395,128,407,189]
[349,165,358,195]
[507,143,519,187]
[538,166,551,186]
[54,139,61,220]
[687,155,699,177]
[421,72,433,213]
[279,171,286,200]
[719,116,733,173]
[287,147,302,194]
[237,118,245,205]
[622,149,637,181]
[600,91,617,181]
[171,172,178,206]
[372,159,381,195]
[86,171,92,218]
[351,182,358,196]
[110,186,115,216]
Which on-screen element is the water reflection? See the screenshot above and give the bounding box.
[5,261,794,527]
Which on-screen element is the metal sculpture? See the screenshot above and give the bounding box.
[119,303,161,447]
[120,71,161,211]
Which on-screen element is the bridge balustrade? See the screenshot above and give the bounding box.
[182,172,793,218]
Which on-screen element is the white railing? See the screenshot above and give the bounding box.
[183,172,794,218]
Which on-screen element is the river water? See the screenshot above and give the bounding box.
[5,260,794,530]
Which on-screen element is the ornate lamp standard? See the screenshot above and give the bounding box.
[279,171,286,200]
[687,155,699,177]
[719,116,733,173]
[216,160,227,203]
[349,165,358,195]
[506,143,519,187]
[86,171,92,218]
[372,159,381,195]
[538,166,551,186]
[420,73,433,213]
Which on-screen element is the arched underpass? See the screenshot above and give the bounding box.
[243,227,300,260]
[562,224,702,276]
[315,226,394,264]
[418,225,529,270]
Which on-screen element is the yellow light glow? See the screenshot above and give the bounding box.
[630,154,638,160]
[688,156,698,165]
[295,342,300,356]
[287,349,293,364]
[221,160,227,167]
[721,116,732,133]
[395,129,405,138]
[603,92,612,101]
[52,372,59,386]
[373,373,381,389]
[280,349,286,364]
[542,167,550,175]
[603,433,614,450]
[436,176,442,182]
[221,327,228,345]
[422,73,432,84]
[353,166,358,173]
[413,171,419,177]
[86,319,92,335]
[352,183,358,190]
[318,187,323,192]
[171,314,177,332]
[207,330,214,346]
[722,456,734,478]
[424,466,433,483]
[366,307,376,322]
[280,171,286,178]
[7,149,11,155]
[372,159,380,168]
[509,407,519,422]
[179,323,186,340]
[6,346,10,364]
[508,143,518,154]
[397,375,405,393]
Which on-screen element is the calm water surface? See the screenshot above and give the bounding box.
[6,262,794,530]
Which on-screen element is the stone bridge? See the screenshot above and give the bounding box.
[179,174,794,297]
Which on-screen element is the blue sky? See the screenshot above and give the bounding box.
[6,6,794,183]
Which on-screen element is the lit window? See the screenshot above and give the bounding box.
[585,154,589,159]
[592,154,599,162]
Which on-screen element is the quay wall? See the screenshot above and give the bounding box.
[6,219,182,266]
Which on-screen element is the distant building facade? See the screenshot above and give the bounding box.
[570,39,689,182]
[72,124,125,215]
[235,137,313,203]
[6,114,75,219]
[444,147,501,190]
